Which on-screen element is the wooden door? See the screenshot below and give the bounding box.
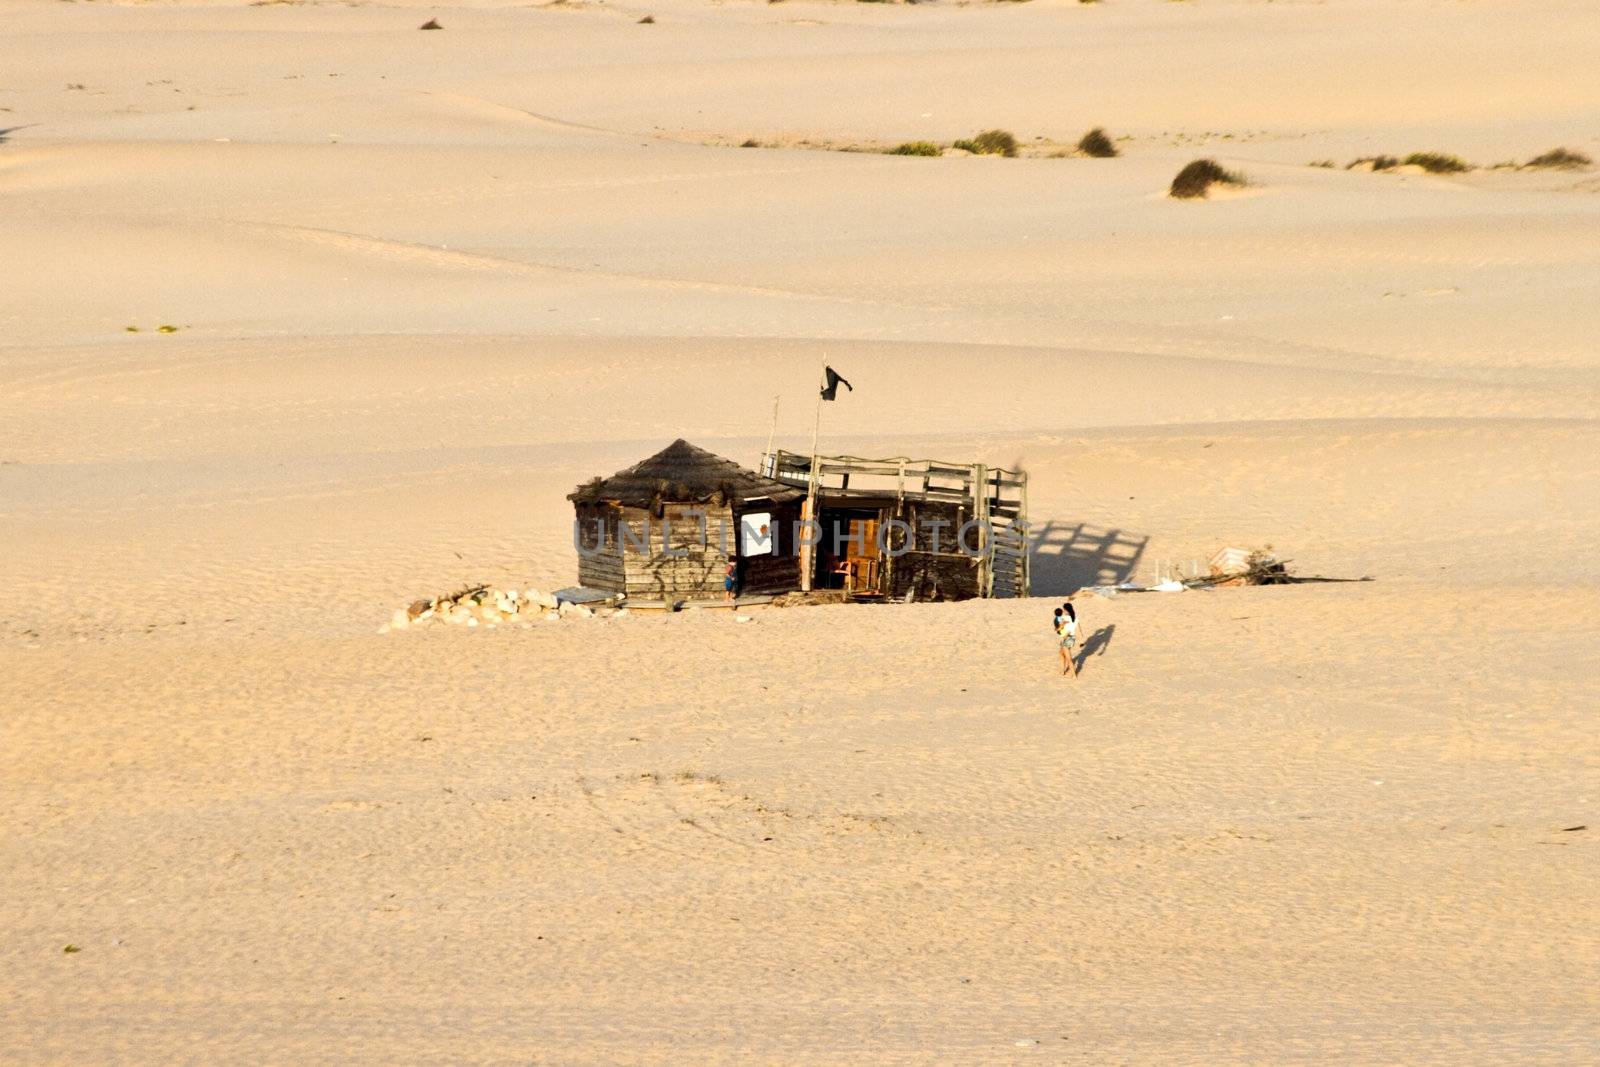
[845,518,882,594]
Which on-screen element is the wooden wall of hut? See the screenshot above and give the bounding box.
[574,502,626,592]
[732,498,803,596]
[626,502,730,599]
[886,499,982,601]
[574,500,802,600]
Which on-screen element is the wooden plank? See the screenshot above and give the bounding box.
[1018,474,1030,596]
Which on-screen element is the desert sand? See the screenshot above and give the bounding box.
[2,0,1598,1062]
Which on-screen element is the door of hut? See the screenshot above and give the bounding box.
[844,517,882,596]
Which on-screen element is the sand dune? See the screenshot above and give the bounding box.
[3,0,1597,1062]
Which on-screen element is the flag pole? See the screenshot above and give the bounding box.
[809,375,824,464]
[800,365,825,592]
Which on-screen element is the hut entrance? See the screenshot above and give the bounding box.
[817,505,886,597]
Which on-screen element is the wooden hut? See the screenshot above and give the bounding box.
[569,440,806,601]
[761,450,1029,601]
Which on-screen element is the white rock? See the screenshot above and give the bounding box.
[390,609,411,631]
[734,615,752,623]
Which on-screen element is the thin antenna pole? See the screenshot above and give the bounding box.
[762,394,780,475]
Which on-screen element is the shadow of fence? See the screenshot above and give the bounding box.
[1028,521,1148,597]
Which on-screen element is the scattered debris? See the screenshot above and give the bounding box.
[62,944,81,954]
[1082,547,1371,597]
[1208,546,1252,578]
[382,585,621,633]
[1197,546,1290,586]
[552,586,616,608]
[1560,825,1587,832]
[770,590,849,607]
[418,18,442,30]
[637,14,655,23]
[1189,547,1370,588]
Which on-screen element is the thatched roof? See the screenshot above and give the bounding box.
[569,439,806,509]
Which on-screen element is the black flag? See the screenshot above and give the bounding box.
[820,366,853,401]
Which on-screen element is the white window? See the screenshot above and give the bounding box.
[740,512,773,556]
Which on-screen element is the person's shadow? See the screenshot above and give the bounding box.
[1075,624,1115,675]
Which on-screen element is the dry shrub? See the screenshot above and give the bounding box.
[1169,158,1244,199]
[1077,127,1117,158]
[959,129,1018,157]
[1348,155,1399,171]
[1524,147,1592,170]
[1403,151,1470,173]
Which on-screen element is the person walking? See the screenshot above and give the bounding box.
[723,559,738,602]
[1054,601,1080,678]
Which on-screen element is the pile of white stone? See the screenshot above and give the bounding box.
[382,585,620,633]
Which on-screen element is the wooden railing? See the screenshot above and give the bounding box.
[761,450,1030,598]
